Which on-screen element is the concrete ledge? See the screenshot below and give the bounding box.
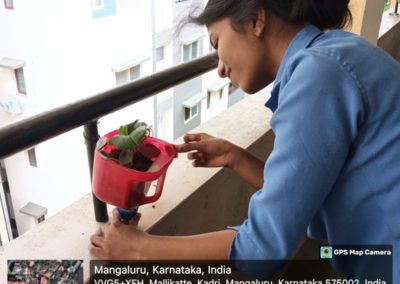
[148,130,275,236]
[0,193,98,281]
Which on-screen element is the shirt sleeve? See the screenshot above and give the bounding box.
[229,51,365,276]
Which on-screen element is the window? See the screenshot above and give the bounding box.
[115,64,141,85]
[4,0,13,9]
[206,78,229,108]
[129,65,140,81]
[191,41,198,59]
[91,0,104,10]
[184,104,198,122]
[207,90,223,109]
[15,68,26,94]
[115,70,128,85]
[27,148,37,167]
[182,92,205,121]
[91,0,115,18]
[156,46,164,62]
[182,41,199,62]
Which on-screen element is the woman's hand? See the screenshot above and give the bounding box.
[89,208,236,260]
[89,209,147,260]
[175,133,238,169]
[176,132,265,189]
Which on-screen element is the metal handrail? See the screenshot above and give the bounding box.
[0,52,218,222]
[0,53,218,159]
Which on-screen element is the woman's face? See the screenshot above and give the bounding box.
[207,18,273,94]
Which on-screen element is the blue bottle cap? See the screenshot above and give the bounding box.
[117,207,138,221]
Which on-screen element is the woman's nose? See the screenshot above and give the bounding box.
[218,59,227,78]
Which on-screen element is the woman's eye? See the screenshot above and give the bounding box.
[210,38,218,50]
[212,41,218,50]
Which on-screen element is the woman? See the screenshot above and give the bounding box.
[89,0,400,281]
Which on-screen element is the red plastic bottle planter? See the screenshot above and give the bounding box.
[92,130,176,215]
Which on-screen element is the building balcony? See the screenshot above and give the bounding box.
[1,8,399,282]
[0,81,274,281]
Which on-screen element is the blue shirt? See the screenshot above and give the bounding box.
[229,25,400,282]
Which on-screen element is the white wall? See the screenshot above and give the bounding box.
[4,127,92,234]
[0,68,15,98]
[154,0,173,33]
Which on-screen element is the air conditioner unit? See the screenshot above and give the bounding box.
[0,95,24,115]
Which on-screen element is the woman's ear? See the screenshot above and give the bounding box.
[253,9,266,37]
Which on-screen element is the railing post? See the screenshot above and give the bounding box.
[84,121,108,222]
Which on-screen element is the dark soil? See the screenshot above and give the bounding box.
[131,152,153,171]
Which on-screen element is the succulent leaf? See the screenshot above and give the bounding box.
[97,136,108,151]
[118,150,134,167]
[126,119,139,134]
[118,125,129,136]
[108,135,135,151]
[103,120,153,170]
[129,124,148,146]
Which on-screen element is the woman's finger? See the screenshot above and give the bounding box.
[129,213,142,226]
[187,151,204,160]
[193,158,206,167]
[175,141,204,153]
[88,243,105,258]
[92,227,104,237]
[183,133,204,143]
[112,208,121,221]
[174,143,187,153]
[90,234,104,248]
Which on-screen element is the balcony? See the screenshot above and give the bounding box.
[1,7,399,282]
[0,52,274,281]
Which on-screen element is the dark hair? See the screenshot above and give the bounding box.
[187,0,352,31]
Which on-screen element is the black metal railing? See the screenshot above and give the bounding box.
[0,52,218,222]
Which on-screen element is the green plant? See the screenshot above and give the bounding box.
[99,120,160,170]
[385,0,400,13]
[108,120,150,151]
[385,0,392,12]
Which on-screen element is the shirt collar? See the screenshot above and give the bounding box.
[266,25,324,111]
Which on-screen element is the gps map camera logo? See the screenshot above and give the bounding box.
[320,246,333,259]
